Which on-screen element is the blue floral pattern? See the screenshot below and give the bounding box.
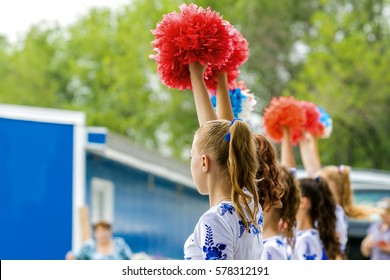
[258,213,264,228]
[238,220,261,238]
[185,193,264,260]
[303,241,317,260]
[249,223,260,235]
[219,203,235,216]
[275,238,284,247]
[202,225,227,260]
[239,220,246,238]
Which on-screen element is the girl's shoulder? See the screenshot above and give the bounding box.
[199,202,238,225]
[295,229,320,242]
[198,200,263,233]
[263,235,286,247]
[203,201,236,216]
[262,236,287,260]
[293,229,323,260]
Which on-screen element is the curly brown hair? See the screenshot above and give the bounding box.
[254,134,284,212]
[278,166,301,248]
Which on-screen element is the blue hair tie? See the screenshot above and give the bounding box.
[224,118,241,142]
[314,176,320,183]
[290,168,297,177]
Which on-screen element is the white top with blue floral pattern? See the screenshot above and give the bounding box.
[184,200,263,260]
[292,229,327,260]
[261,235,288,260]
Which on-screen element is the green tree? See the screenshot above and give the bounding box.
[0,24,69,107]
[1,0,389,168]
[286,0,390,169]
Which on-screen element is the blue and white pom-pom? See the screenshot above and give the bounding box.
[318,106,332,138]
[210,83,256,121]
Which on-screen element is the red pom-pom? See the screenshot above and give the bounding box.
[290,101,325,143]
[205,24,249,92]
[263,96,306,143]
[150,3,233,90]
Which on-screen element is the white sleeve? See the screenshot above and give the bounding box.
[195,213,234,260]
[261,244,285,260]
[335,206,349,251]
[294,235,322,260]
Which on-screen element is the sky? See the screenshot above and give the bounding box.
[0,0,131,43]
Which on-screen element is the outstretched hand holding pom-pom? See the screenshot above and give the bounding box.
[263,96,306,144]
[290,101,324,144]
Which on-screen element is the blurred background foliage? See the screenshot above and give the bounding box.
[0,0,389,169]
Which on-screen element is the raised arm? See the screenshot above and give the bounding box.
[216,71,234,121]
[298,132,321,178]
[281,126,296,168]
[189,62,218,126]
[360,234,374,258]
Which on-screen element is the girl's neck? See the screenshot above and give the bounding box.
[263,211,280,239]
[263,219,279,239]
[208,175,232,208]
[297,216,314,231]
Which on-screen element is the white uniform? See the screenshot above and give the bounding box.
[292,229,327,260]
[184,200,264,260]
[335,204,348,252]
[261,235,288,260]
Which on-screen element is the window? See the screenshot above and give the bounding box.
[91,177,114,224]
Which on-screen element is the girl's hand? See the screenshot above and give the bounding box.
[188,62,217,126]
[216,71,233,121]
[216,71,228,83]
[189,62,207,78]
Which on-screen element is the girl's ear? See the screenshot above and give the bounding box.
[301,197,310,210]
[201,155,210,173]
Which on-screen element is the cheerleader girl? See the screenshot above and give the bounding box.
[152,4,281,260]
[183,62,262,259]
[261,165,301,260]
[184,62,284,259]
[294,177,343,260]
[259,126,301,260]
[299,133,378,254]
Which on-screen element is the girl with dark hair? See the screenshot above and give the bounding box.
[294,177,343,260]
[259,126,301,260]
[261,165,301,260]
[299,132,379,253]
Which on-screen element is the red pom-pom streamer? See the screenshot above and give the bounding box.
[150,3,233,91]
[290,101,325,143]
[205,24,249,92]
[263,96,306,143]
